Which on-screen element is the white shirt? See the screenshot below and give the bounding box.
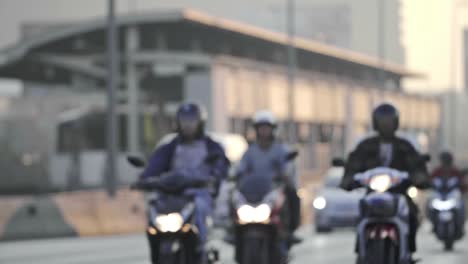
[379,143,393,167]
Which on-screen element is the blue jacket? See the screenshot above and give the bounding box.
[141,135,229,193]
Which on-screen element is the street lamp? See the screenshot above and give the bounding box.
[450,0,468,91]
[378,0,386,87]
[449,0,468,150]
[286,0,296,143]
[106,0,118,197]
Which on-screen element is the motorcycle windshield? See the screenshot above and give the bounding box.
[152,195,191,214]
[238,172,275,204]
[433,178,460,194]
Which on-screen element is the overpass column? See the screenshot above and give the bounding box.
[344,87,355,153]
[126,26,140,154]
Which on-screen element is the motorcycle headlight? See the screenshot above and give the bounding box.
[155,213,184,233]
[431,198,457,211]
[407,186,418,199]
[237,204,271,224]
[237,205,255,223]
[369,174,392,193]
[313,196,327,210]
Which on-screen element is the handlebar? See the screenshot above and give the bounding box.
[353,167,409,186]
[130,178,165,191]
[131,176,216,194]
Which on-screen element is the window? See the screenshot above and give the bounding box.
[297,123,311,143]
[230,118,245,135]
[57,111,131,153]
[318,124,334,143]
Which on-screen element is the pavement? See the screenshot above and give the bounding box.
[0,224,466,264]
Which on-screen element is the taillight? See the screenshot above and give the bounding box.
[366,225,399,242]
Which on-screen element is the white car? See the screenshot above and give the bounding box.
[312,167,364,232]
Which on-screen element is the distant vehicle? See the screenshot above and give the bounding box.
[312,166,364,232]
[427,177,465,251]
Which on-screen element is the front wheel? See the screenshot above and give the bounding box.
[241,238,269,264]
[444,240,454,251]
[355,257,365,264]
[159,240,192,264]
[366,238,398,264]
[159,250,179,264]
[315,225,332,233]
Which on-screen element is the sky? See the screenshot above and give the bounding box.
[0,0,467,93]
[402,0,468,93]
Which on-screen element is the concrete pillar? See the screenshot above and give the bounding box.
[126,26,140,153]
[212,68,229,133]
[184,67,229,133]
[185,71,214,131]
[344,87,355,154]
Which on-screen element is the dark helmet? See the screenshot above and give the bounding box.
[439,151,454,166]
[372,103,400,139]
[175,102,206,138]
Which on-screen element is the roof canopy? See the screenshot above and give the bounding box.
[0,9,423,83]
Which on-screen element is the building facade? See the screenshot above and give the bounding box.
[0,9,439,193]
[0,0,404,64]
[465,30,468,92]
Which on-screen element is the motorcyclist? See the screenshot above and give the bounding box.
[236,110,302,245]
[431,151,466,193]
[340,103,430,261]
[139,102,229,262]
[430,151,466,234]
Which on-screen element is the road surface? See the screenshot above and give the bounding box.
[0,224,466,264]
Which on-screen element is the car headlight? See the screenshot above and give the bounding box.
[431,198,457,211]
[407,186,418,199]
[369,174,392,193]
[313,196,327,210]
[155,213,184,232]
[237,204,271,224]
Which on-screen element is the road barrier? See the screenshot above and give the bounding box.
[0,181,320,241]
[0,189,146,241]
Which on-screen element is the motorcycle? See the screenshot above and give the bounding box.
[128,155,221,264]
[427,177,464,251]
[231,151,298,264]
[353,167,412,264]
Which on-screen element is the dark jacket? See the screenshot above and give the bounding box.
[140,135,229,194]
[340,135,430,192]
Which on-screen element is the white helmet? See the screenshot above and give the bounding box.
[253,110,277,127]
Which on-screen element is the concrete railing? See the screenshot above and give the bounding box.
[0,181,323,241]
[0,189,146,241]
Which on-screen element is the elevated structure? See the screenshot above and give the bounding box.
[0,9,438,193]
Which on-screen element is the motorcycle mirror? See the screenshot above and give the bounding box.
[461,168,468,176]
[332,158,346,167]
[285,151,299,161]
[127,155,146,168]
[421,154,431,162]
